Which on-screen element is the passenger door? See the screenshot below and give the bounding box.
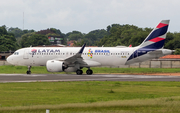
[23,49,29,59]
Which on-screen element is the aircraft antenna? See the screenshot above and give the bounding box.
[23,12,24,30]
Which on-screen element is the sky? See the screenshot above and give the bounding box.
[0,0,179,33]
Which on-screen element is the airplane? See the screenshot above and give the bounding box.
[7,20,174,75]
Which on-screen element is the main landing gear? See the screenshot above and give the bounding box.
[86,69,93,75]
[76,68,93,75]
[76,69,83,75]
[26,66,31,74]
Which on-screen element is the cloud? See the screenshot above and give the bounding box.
[0,0,179,33]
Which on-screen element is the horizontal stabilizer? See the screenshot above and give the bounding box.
[147,50,162,54]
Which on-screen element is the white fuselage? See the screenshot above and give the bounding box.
[7,46,172,67]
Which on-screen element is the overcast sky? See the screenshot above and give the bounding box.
[0,0,179,33]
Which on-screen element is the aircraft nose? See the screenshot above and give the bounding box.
[7,55,14,65]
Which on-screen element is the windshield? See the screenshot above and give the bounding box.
[13,52,19,55]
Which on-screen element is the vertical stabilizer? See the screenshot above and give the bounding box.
[126,20,170,63]
[139,20,170,49]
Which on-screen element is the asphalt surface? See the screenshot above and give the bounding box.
[0,74,180,83]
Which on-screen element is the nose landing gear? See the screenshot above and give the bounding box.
[26,66,31,74]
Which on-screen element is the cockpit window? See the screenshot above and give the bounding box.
[14,52,19,55]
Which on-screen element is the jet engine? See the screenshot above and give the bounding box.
[46,60,65,72]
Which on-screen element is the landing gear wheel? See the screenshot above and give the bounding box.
[26,71,31,74]
[86,69,93,75]
[76,69,83,75]
[27,66,32,74]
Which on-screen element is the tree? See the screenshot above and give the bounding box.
[174,48,180,55]
[20,33,50,47]
[0,25,8,35]
[8,27,35,38]
[0,26,18,52]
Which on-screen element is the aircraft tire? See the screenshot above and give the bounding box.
[86,69,93,75]
[76,70,83,75]
[26,71,31,74]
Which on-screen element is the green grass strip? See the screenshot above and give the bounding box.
[1,65,180,74]
[0,81,180,113]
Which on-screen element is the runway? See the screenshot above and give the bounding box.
[0,74,180,83]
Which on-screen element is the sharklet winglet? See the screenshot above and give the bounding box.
[78,43,86,54]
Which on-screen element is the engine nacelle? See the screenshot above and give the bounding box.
[46,60,65,72]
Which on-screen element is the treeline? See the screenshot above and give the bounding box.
[0,24,180,54]
[66,30,108,46]
[0,26,18,52]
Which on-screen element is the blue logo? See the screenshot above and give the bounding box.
[95,50,110,53]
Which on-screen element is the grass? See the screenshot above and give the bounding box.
[1,65,180,74]
[1,66,180,112]
[0,81,180,112]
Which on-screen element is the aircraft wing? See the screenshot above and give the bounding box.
[52,43,101,67]
[64,43,86,64]
[54,43,101,67]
